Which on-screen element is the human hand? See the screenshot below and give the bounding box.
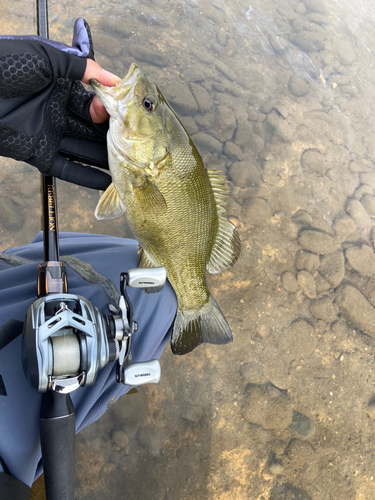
[0,18,116,190]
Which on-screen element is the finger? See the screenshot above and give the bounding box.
[82,59,120,86]
[47,156,112,190]
[90,96,110,123]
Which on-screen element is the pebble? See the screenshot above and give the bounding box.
[215,60,236,82]
[269,483,312,500]
[127,43,169,67]
[295,250,320,273]
[315,272,331,292]
[303,0,328,14]
[292,210,313,227]
[319,251,345,287]
[242,198,270,226]
[297,270,316,298]
[353,185,373,200]
[346,198,372,231]
[180,405,203,423]
[181,116,198,135]
[300,149,326,175]
[265,113,293,142]
[288,74,309,97]
[226,38,237,57]
[288,411,316,438]
[294,32,324,52]
[345,245,375,276]
[242,384,293,430]
[361,194,375,217]
[189,83,211,113]
[239,362,266,384]
[309,296,338,322]
[233,120,253,148]
[335,42,356,66]
[192,132,222,155]
[184,69,205,83]
[213,105,237,142]
[298,230,340,255]
[164,82,198,115]
[137,426,166,457]
[334,216,356,241]
[335,285,375,338]
[260,98,278,115]
[281,271,298,293]
[269,34,288,53]
[228,161,261,188]
[216,27,227,47]
[359,172,375,186]
[224,142,243,161]
[112,430,129,450]
[294,2,307,14]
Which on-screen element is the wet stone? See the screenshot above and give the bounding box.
[361,194,375,217]
[228,161,261,188]
[213,105,237,142]
[137,426,166,457]
[224,142,243,161]
[181,116,198,135]
[345,245,375,276]
[359,172,375,186]
[269,34,288,53]
[301,149,326,175]
[242,384,293,431]
[335,42,356,66]
[297,270,316,298]
[309,296,338,322]
[192,132,222,155]
[265,113,293,142]
[298,230,340,255]
[319,251,345,287]
[233,120,253,148]
[295,250,320,274]
[269,483,312,500]
[112,431,129,450]
[226,38,237,57]
[335,285,375,338]
[292,210,313,227]
[216,27,227,47]
[164,82,198,115]
[127,43,169,67]
[315,272,331,292]
[303,0,328,13]
[240,362,266,384]
[288,75,309,97]
[346,198,372,231]
[242,198,270,226]
[273,104,289,119]
[294,32,324,52]
[353,185,373,200]
[281,271,298,293]
[184,69,205,83]
[189,83,211,113]
[295,2,307,14]
[259,98,278,115]
[288,411,315,438]
[214,60,236,82]
[334,216,356,241]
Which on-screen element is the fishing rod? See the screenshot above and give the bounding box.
[21,3,165,498]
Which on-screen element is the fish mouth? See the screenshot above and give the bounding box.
[90,63,141,104]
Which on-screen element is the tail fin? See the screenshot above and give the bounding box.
[171,296,233,355]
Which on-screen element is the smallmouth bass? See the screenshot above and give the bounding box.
[91,63,241,355]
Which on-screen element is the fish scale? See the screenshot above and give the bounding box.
[91,63,241,355]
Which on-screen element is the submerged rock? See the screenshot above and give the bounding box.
[335,285,375,338]
[243,384,293,430]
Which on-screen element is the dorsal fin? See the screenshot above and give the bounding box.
[206,169,241,274]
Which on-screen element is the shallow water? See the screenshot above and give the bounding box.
[2,0,375,498]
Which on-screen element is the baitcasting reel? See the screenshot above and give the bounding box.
[22,266,167,394]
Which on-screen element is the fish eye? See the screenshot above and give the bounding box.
[143,95,157,112]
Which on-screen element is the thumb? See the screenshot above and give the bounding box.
[82,58,120,86]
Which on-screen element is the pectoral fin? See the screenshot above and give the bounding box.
[95,183,126,220]
[133,176,167,213]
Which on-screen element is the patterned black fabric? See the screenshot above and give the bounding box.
[0,52,51,98]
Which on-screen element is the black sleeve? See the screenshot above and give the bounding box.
[0,470,31,500]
